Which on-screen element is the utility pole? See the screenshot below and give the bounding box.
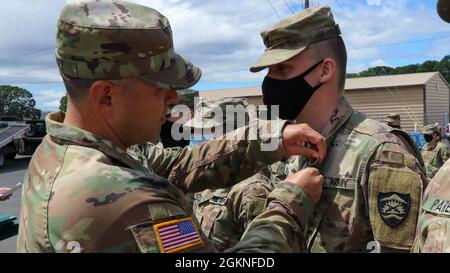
[305,0,310,9]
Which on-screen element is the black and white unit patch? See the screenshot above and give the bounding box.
[377,192,411,228]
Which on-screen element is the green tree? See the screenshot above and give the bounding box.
[436,55,450,84]
[59,95,67,112]
[0,85,41,120]
[349,55,450,84]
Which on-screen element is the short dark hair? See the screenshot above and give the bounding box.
[60,72,97,102]
[307,36,347,90]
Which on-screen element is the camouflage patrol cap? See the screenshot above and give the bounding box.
[250,6,340,72]
[384,113,401,123]
[424,124,440,135]
[176,89,199,111]
[184,98,249,130]
[56,0,201,90]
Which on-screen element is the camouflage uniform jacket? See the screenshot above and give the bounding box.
[192,172,275,252]
[421,141,450,180]
[414,158,450,253]
[266,98,428,252]
[17,112,313,253]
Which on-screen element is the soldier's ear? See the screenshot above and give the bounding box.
[88,80,115,117]
[319,58,336,84]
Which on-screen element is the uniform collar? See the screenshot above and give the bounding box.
[45,112,151,173]
[320,97,354,143]
[282,98,354,171]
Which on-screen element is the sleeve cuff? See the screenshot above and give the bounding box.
[267,182,315,229]
[258,119,291,162]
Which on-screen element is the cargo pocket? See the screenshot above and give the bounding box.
[308,184,356,252]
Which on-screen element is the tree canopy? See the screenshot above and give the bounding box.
[348,55,450,84]
[0,85,41,120]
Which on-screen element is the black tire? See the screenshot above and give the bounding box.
[4,153,15,160]
[25,124,37,137]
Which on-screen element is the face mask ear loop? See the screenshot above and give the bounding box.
[298,59,324,78]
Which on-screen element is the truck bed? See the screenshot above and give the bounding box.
[0,125,28,149]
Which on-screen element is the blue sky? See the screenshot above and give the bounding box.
[0,0,448,111]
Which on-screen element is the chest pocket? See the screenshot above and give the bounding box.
[420,197,450,253]
[193,190,237,252]
[306,177,357,253]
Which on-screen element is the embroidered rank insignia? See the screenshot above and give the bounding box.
[377,192,411,228]
[154,217,204,253]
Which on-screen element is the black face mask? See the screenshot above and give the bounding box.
[160,120,190,148]
[262,60,324,120]
[424,134,433,143]
[390,125,401,129]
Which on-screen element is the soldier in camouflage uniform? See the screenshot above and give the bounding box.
[159,89,198,148]
[17,0,327,253]
[185,98,275,252]
[414,158,450,253]
[384,113,402,129]
[250,6,428,252]
[421,124,450,179]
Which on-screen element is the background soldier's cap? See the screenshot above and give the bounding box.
[184,98,249,129]
[424,124,440,135]
[56,0,201,90]
[175,89,199,111]
[384,113,401,123]
[250,5,341,73]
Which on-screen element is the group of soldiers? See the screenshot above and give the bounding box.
[11,0,450,253]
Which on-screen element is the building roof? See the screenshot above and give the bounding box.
[344,72,442,90]
[199,72,447,99]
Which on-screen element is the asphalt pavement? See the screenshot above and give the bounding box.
[0,156,30,253]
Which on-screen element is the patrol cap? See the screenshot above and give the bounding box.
[384,113,401,124]
[184,98,249,130]
[424,124,440,135]
[175,89,199,111]
[56,0,201,90]
[250,6,341,73]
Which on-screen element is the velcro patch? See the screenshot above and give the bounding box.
[380,150,404,165]
[368,165,422,248]
[154,217,204,253]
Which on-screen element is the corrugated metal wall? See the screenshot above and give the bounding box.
[344,86,424,132]
[425,74,450,127]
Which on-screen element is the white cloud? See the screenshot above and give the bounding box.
[0,0,448,91]
[370,59,390,67]
[33,90,66,111]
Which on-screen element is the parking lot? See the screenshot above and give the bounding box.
[0,156,30,253]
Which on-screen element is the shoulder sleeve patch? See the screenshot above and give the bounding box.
[154,217,204,253]
[368,165,423,250]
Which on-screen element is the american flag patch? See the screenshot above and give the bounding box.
[154,217,204,253]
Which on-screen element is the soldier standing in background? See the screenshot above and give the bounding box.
[421,124,450,179]
[384,113,402,129]
[159,89,198,148]
[188,98,276,252]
